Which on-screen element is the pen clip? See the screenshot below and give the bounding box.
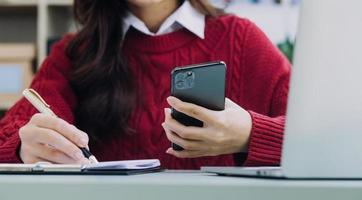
[23,88,57,117]
[26,88,51,108]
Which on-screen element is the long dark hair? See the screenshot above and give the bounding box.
[66,0,222,143]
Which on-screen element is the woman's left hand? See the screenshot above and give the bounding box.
[162,96,252,158]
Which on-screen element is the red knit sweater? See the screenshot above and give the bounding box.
[0,15,290,169]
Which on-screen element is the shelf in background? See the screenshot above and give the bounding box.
[0,0,73,7]
[0,0,74,111]
[47,0,72,6]
[0,0,37,7]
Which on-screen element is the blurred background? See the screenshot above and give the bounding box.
[0,0,300,118]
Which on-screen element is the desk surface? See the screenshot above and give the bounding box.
[1,170,362,200]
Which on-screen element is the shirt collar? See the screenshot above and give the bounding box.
[122,0,205,39]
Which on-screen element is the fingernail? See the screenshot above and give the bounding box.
[81,137,88,145]
[74,151,83,160]
[165,108,171,114]
[166,97,174,104]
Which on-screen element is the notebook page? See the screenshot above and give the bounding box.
[0,160,161,172]
[83,159,161,170]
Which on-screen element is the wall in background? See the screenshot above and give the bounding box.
[223,0,300,61]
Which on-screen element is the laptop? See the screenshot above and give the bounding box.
[202,0,362,179]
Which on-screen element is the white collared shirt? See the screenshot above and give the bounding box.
[122,0,205,39]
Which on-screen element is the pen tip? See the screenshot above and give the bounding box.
[89,156,99,164]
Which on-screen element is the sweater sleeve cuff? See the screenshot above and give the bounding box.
[242,111,285,166]
[0,132,23,163]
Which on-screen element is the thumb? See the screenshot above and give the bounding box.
[225,98,238,109]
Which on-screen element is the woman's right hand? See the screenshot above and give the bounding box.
[19,113,90,164]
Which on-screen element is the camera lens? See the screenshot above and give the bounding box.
[186,77,193,87]
[176,81,185,89]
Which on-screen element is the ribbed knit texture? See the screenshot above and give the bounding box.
[0,15,290,168]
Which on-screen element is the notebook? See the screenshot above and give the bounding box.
[0,159,162,175]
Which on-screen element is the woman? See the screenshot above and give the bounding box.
[0,0,290,169]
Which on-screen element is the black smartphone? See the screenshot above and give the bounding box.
[170,61,226,151]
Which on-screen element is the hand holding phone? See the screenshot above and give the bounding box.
[170,61,226,151]
[163,96,252,158]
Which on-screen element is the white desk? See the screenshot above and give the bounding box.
[1,170,362,200]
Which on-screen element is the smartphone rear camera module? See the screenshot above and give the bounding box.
[175,71,195,90]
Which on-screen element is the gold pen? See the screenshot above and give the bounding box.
[22,88,98,164]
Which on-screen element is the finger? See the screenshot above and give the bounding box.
[30,113,88,147]
[164,108,206,140]
[225,98,242,109]
[167,97,216,124]
[32,157,53,164]
[225,98,234,108]
[166,148,205,158]
[24,154,53,164]
[19,144,46,164]
[31,143,78,164]
[25,125,84,161]
[162,124,203,151]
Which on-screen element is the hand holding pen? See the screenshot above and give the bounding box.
[18,89,98,164]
